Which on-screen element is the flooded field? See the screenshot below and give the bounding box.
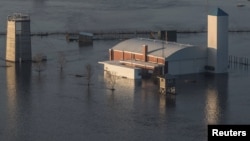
[0,32,249,141]
[1,0,250,141]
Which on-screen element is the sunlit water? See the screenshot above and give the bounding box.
[1,0,250,141]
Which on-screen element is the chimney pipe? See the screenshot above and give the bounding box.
[142,44,148,62]
[109,49,113,61]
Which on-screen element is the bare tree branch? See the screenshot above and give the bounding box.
[58,52,66,72]
[105,71,119,91]
[33,53,46,75]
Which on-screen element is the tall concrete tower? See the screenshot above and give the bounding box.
[207,8,228,73]
[5,13,31,62]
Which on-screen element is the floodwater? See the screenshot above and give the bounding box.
[1,0,250,141]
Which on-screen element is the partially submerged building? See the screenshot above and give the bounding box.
[5,13,32,62]
[107,38,207,75]
[78,32,93,46]
[100,8,229,79]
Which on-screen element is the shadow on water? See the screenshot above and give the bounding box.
[4,62,32,141]
[176,73,228,125]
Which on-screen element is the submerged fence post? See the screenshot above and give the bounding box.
[229,55,249,70]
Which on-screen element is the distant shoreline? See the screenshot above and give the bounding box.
[0,29,250,37]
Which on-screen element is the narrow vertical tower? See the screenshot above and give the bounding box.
[207,8,228,73]
[5,13,31,62]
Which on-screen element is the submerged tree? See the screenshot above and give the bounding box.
[85,63,94,86]
[58,52,66,72]
[33,53,46,75]
[106,71,119,91]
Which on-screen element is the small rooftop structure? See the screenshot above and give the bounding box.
[7,13,30,21]
[158,30,177,42]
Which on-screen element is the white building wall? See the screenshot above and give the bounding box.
[207,12,228,73]
[168,58,206,75]
[104,63,141,79]
[6,21,16,61]
[208,16,218,49]
[207,48,217,69]
[217,16,228,73]
[166,47,207,75]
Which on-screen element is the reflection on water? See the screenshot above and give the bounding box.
[206,88,220,124]
[159,95,166,117]
[159,94,176,121]
[103,71,141,92]
[5,62,32,140]
[176,73,228,129]
[103,72,177,128]
[104,71,140,103]
[0,58,232,141]
[205,74,228,125]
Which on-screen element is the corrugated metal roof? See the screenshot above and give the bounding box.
[112,38,195,58]
[209,8,228,16]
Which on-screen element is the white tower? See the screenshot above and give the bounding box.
[5,13,31,62]
[207,8,228,73]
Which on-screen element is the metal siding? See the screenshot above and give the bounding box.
[167,47,207,61]
[168,59,206,75]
